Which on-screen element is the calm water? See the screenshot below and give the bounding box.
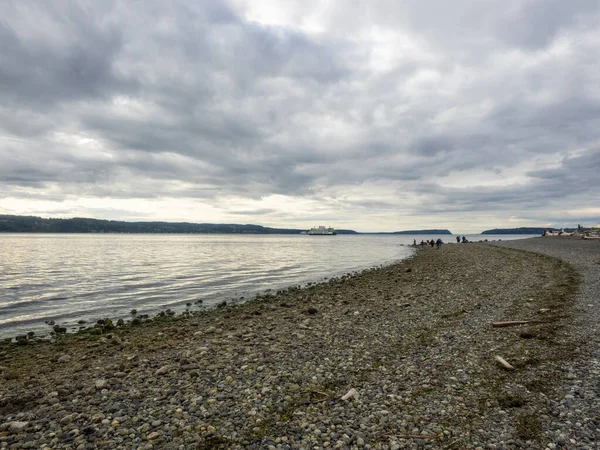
[0,233,534,337]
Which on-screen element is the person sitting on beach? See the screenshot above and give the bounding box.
[461,236,467,243]
[436,238,443,249]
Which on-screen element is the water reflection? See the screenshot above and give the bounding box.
[0,233,534,337]
[0,234,412,336]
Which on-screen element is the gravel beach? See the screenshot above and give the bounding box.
[491,237,600,450]
[0,239,597,449]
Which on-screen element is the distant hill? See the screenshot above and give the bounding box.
[481,227,545,235]
[392,229,452,235]
[0,215,359,235]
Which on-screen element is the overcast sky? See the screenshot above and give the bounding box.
[1,1,599,232]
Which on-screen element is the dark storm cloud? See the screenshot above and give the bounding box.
[0,2,135,109]
[0,0,598,228]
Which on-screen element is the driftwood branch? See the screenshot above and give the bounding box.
[491,320,532,327]
[443,438,462,449]
[395,433,441,440]
[495,355,515,370]
[308,389,329,397]
[491,319,556,327]
[341,388,359,401]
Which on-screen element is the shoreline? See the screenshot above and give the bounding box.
[0,236,523,341]
[1,240,595,449]
[0,234,425,340]
[0,252,413,343]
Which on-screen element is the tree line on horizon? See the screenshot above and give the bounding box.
[0,215,359,234]
[0,214,566,235]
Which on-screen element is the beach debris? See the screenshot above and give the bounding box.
[538,308,551,313]
[396,433,441,440]
[309,388,329,398]
[3,421,29,433]
[341,388,359,401]
[155,365,170,375]
[60,414,75,426]
[57,354,71,363]
[494,355,515,370]
[306,307,318,315]
[491,320,533,327]
[147,431,160,440]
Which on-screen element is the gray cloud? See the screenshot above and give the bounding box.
[0,0,598,231]
[0,3,134,109]
[229,208,277,215]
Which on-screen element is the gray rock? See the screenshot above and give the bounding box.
[57,354,71,363]
[7,421,29,433]
[155,365,170,375]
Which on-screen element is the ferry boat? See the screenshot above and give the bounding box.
[307,226,337,235]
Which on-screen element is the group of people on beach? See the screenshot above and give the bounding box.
[415,238,445,249]
[542,228,564,236]
[412,236,468,249]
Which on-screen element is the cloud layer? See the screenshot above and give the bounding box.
[1,0,599,231]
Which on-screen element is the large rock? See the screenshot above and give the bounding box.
[155,365,170,375]
[57,354,71,363]
[6,421,28,433]
[147,431,160,440]
[60,414,75,426]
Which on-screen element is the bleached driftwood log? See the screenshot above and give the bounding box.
[495,355,515,370]
[341,388,359,401]
[491,320,532,327]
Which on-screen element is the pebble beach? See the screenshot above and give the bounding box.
[0,238,598,449]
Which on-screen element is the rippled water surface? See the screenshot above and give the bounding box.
[0,233,534,337]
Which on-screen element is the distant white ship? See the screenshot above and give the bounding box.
[307,226,337,235]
